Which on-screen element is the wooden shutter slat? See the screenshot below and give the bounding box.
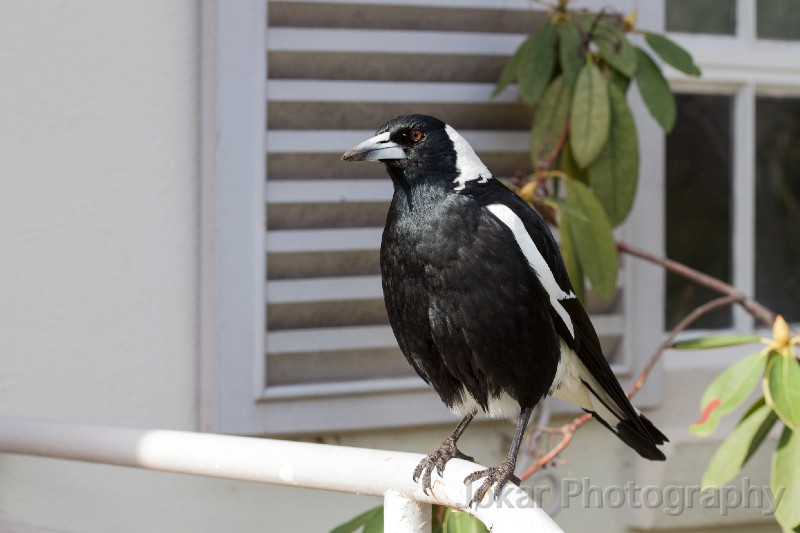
[266,130,529,153]
[267,324,397,353]
[267,27,524,55]
[266,180,392,203]
[267,80,518,103]
[273,0,542,9]
[266,227,383,253]
[266,275,383,303]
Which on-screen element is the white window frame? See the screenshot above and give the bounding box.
[657,0,800,373]
[666,0,800,329]
[199,0,267,434]
[200,0,671,435]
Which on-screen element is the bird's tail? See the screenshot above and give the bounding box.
[553,346,668,460]
[617,411,669,460]
[578,377,668,460]
[582,388,668,460]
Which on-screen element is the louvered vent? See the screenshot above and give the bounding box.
[263,0,625,402]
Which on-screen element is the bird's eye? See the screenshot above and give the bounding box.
[409,128,424,142]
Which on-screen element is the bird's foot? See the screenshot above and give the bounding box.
[463,457,520,506]
[413,436,474,494]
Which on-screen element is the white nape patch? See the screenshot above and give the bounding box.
[445,124,492,191]
[450,387,520,419]
[486,204,576,338]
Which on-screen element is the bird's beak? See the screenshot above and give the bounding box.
[341,132,406,162]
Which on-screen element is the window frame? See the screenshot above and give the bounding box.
[199,0,268,434]
[664,0,800,335]
[656,0,800,385]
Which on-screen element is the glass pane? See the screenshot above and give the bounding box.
[666,94,733,329]
[757,0,800,40]
[666,0,736,35]
[755,97,800,322]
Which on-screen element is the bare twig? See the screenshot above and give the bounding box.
[628,295,739,396]
[616,241,775,327]
[519,414,589,481]
[537,126,570,171]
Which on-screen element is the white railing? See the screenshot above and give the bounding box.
[0,417,563,532]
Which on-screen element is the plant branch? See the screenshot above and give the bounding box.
[616,241,775,328]
[519,414,589,481]
[627,295,739,396]
[541,126,570,170]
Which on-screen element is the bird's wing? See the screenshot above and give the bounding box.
[475,181,666,456]
[471,181,577,341]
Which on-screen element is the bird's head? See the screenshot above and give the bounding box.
[341,114,492,191]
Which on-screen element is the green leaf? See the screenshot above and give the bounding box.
[558,142,588,183]
[587,83,639,227]
[565,179,618,300]
[517,22,558,106]
[494,35,538,97]
[569,63,610,168]
[772,426,800,532]
[330,506,383,533]
[542,196,588,223]
[702,397,779,488]
[442,509,489,533]
[362,506,384,533]
[644,32,701,76]
[672,334,763,350]
[559,215,586,303]
[634,47,676,132]
[432,506,444,533]
[765,354,800,431]
[690,351,768,436]
[594,22,637,77]
[558,19,583,86]
[531,75,572,166]
[608,67,631,94]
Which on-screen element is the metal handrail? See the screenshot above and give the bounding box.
[0,417,562,532]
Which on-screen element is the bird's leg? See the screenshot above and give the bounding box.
[413,413,475,494]
[464,406,533,506]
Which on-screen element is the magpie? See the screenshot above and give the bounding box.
[341,114,667,505]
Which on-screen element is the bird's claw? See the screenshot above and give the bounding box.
[413,436,474,494]
[463,458,520,506]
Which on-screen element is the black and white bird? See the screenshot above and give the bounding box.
[341,114,667,504]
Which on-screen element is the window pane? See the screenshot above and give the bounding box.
[757,0,800,40]
[755,97,800,322]
[666,94,733,329]
[666,0,736,35]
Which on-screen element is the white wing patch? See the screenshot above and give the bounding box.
[486,203,576,338]
[445,124,492,191]
[551,340,623,432]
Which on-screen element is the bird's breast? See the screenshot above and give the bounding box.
[381,196,477,281]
